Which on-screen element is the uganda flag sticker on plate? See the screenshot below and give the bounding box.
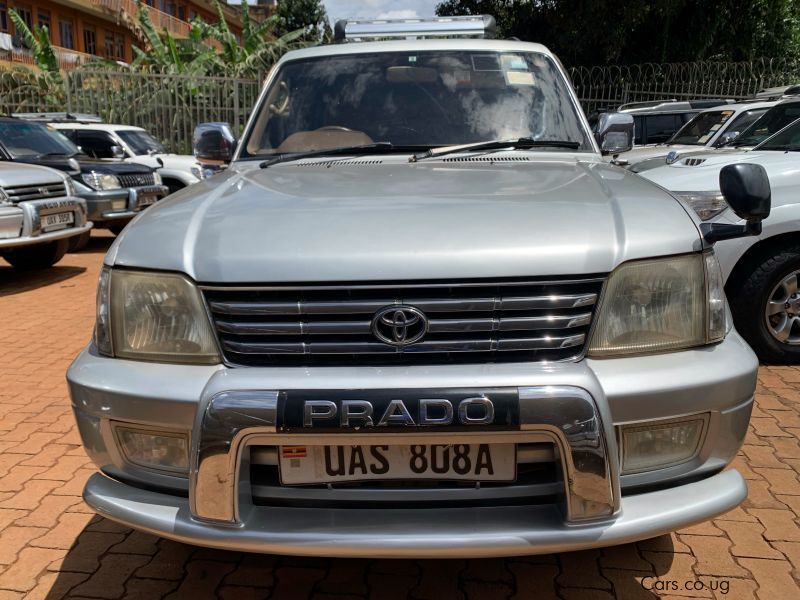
[281,446,307,459]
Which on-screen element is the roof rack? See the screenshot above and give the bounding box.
[334,15,496,43]
[11,112,103,123]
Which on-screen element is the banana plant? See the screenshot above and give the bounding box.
[8,9,61,82]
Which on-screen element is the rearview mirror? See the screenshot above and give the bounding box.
[110,145,125,159]
[594,112,634,156]
[701,163,771,243]
[193,122,237,163]
[715,131,739,147]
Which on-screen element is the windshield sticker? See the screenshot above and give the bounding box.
[471,54,501,71]
[698,134,711,144]
[709,124,722,131]
[505,71,536,86]
[500,54,528,71]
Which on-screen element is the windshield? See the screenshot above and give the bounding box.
[734,103,800,147]
[755,118,800,151]
[669,110,735,145]
[242,50,592,157]
[117,130,166,155]
[0,120,79,158]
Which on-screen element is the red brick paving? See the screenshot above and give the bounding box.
[2,232,800,598]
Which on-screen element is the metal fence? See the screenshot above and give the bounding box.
[2,57,800,152]
[569,57,800,113]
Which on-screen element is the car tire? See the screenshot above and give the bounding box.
[165,179,185,195]
[68,231,91,252]
[2,239,70,270]
[729,245,800,363]
[109,224,126,236]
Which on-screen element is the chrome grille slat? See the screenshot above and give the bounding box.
[4,182,66,202]
[204,276,604,366]
[222,334,586,355]
[216,313,593,336]
[208,293,597,316]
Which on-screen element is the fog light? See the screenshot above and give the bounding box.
[620,415,707,475]
[111,200,127,211]
[114,426,189,473]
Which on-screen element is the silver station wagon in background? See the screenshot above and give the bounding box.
[69,16,767,557]
[0,162,90,269]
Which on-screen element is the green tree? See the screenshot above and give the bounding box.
[276,0,331,43]
[8,9,61,79]
[436,0,800,65]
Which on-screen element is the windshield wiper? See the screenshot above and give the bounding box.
[36,151,76,158]
[758,145,800,152]
[260,142,396,168]
[409,137,581,162]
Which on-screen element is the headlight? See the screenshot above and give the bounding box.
[588,252,726,357]
[64,177,77,196]
[674,191,728,221]
[152,171,163,186]
[190,165,205,179]
[95,267,219,364]
[81,172,121,190]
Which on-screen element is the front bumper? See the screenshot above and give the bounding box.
[68,331,757,557]
[0,196,91,249]
[80,185,168,225]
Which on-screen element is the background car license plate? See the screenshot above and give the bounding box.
[279,443,516,484]
[41,212,74,231]
[137,195,157,208]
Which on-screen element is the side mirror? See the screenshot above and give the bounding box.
[701,163,771,243]
[715,131,739,147]
[193,123,237,163]
[594,112,634,155]
[110,145,125,159]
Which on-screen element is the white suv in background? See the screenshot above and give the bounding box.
[617,101,775,172]
[49,121,213,194]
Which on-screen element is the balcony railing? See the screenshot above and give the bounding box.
[1,45,97,72]
[92,0,192,38]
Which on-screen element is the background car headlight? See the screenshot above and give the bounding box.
[81,172,121,191]
[95,268,219,364]
[190,165,205,179]
[674,191,728,221]
[152,171,163,186]
[589,252,726,357]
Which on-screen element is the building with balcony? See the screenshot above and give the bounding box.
[0,0,265,70]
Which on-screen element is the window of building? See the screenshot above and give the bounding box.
[14,4,32,30]
[104,32,114,58]
[115,33,124,60]
[0,3,8,33]
[59,19,73,49]
[83,26,96,55]
[177,5,185,20]
[36,8,49,35]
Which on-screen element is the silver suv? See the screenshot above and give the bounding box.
[69,17,766,558]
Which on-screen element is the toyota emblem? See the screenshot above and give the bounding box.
[371,306,428,346]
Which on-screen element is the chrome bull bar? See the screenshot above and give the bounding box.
[190,386,618,525]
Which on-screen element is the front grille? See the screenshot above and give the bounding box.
[249,442,561,508]
[203,276,605,366]
[117,173,155,188]
[4,182,66,202]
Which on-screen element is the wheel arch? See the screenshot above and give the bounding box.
[725,231,800,294]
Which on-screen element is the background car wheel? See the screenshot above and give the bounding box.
[163,179,185,195]
[729,245,800,363]
[67,231,91,252]
[109,224,126,236]
[2,238,69,270]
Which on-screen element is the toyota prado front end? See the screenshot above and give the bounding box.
[67,16,764,558]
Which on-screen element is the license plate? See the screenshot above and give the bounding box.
[278,443,516,485]
[137,195,157,209]
[41,212,74,231]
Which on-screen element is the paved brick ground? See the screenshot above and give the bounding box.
[2,232,800,599]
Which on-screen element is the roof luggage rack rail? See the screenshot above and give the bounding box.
[11,112,103,123]
[334,15,496,42]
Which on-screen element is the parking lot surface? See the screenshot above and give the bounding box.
[2,233,800,599]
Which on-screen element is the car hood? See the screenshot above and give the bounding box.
[16,156,154,176]
[0,161,66,187]
[108,156,701,283]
